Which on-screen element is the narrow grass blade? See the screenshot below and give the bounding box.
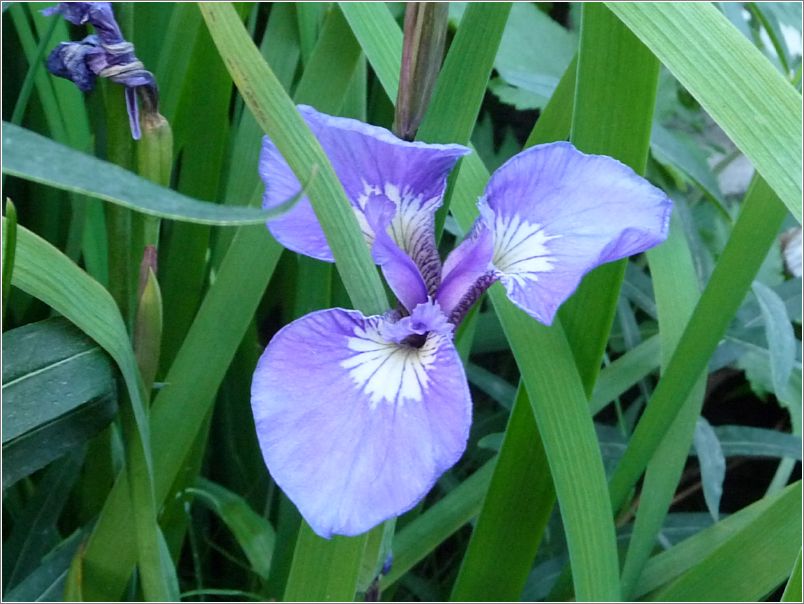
[5,530,85,602]
[523,55,577,147]
[292,6,363,115]
[781,549,802,602]
[200,2,387,316]
[634,481,799,597]
[715,425,802,459]
[186,478,276,582]
[3,453,83,591]
[620,209,707,595]
[3,198,17,319]
[450,386,552,601]
[78,226,284,600]
[608,177,790,514]
[606,2,802,222]
[419,3,510,144]
[9,9,58,126]
[156,3,203,123]
[339,3,403,102]
[649,482,802,601]
[2,124,281,225]
[382,459,495,589]
[590,335,660,415]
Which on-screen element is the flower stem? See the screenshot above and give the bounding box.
[102,82,135,326]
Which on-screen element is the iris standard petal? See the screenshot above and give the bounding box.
[436,223,495,320]
[365,197,428,312]
[260,105,470,290]
[481,142,672,325]
[251,304,471,538]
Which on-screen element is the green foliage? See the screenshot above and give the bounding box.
[2,2,801,602]
[2,318,116,487]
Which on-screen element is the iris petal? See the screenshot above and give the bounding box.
[481,142,672,325]
[260,105,470,291]
[251,304,471,538]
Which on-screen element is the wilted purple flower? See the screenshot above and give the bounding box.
[252,105,672,538]
[44,2,157,139]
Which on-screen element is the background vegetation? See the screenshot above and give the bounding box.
[2,2,802,601]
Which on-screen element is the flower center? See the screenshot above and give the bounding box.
[340,321,439,409]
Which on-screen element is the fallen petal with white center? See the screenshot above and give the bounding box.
[259,105,470,292]
[251,302,471,538]
[481,141,672,325]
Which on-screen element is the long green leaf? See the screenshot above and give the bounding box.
[2,319,116,487]
[382,460,495,589]
[649,482,801,601]
[3,453,83,591]
[634,481,799,597]
[560,3,660,393]
[781,549,802,602]
[608,176,789,512]
[339,3,403,102]
[6,221,173,599]
[3,198,17,319]
[417,2,511,230]
[606,2,803,222]
[4,530,85,603]
[2,123,286,226]
[620,208,707,595]
[186,478,276,581]
[199,2,387,316]
[451,386,553,600]
[79,225,283,600]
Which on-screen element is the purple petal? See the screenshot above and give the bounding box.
[482,142,671,325]
[251,305,471,538]
[260,105,470,288]
[436,222,495,318]
[45,3,124,45]
[45,38,102,92]
[365,197,428,312]
[124,87,141,140]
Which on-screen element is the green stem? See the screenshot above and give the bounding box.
[2,199,18,322]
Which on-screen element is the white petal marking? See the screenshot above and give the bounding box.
[341,321,440,409]
[492,213,560,287]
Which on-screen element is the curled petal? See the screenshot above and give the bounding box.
[45,37,103,92]
[44,2,123,44]
[260,105,469,289]
[251,305,471,538]
[481,142,672,325]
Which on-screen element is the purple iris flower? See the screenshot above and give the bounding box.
[252,105,672,538]
[44,2,157,140]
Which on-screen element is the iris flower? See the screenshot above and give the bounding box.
[252,105,672,538]
[44,2,156,139]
